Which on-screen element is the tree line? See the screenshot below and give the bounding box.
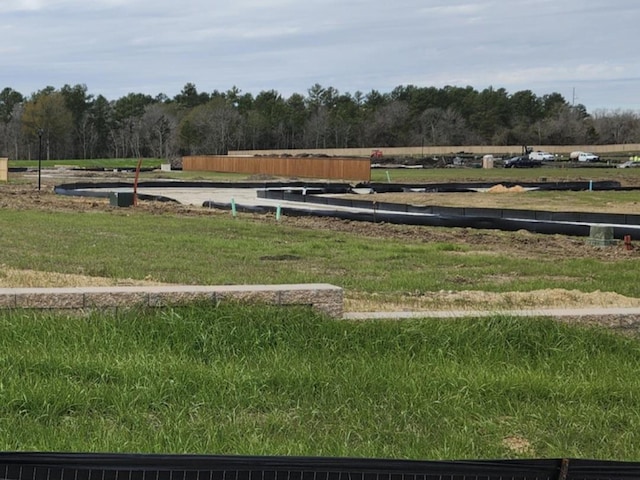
[1,82,639,161]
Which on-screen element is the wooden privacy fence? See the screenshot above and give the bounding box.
[0,158,7,182]
[182,155,371,182]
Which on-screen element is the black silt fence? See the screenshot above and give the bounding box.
[0,454,638,480]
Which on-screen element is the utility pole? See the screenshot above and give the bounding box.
[37,129,43,191]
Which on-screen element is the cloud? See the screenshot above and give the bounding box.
[0,0,42,12]
[2,0,639,110]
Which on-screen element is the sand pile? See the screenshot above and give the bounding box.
[487,184,527,193]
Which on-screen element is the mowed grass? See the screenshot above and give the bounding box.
[11,158,164,169]
[1,304,640,459]
[1,207,640,297]
[3,171,640,460]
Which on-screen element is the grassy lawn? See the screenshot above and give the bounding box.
[1,304,639,459]
[1,207,640,299]
[10,158,164,169]
[2,167,640,460]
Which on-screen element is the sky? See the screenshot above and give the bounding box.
[2,0,639,112]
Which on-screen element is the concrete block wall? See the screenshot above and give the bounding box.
[0,284,344,318]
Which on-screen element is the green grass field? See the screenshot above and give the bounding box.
[1,207,639,298]
[10,158,164,169]
[2,164,640,460]
[1,304,639,459]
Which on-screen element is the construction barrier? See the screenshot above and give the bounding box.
[0,453,638,480]
[55,180,640,240]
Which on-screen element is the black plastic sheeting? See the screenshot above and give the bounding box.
[56,180,640,239]
[207,200,640,238]
[54,185,177,204]
[354,181,623,193]
[250,193,640,239]
[0,453,638,480]
[55,181,352,194]
[261,189,640,227]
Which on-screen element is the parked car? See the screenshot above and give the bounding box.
[618,160,640,168]
[503,156,542,168]
[577,152,600,162]
[528,151,554,161]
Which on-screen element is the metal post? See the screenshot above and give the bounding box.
[37,129,43,191]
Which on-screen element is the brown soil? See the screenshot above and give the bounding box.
[345,289,640,312]
[0,265,164,288]
[3,173,640,313]
[502,435,534,455]
[341,189,640,214]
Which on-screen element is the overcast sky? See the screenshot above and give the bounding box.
[2,0,638,112]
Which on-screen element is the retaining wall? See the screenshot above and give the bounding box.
[0,284,344,319]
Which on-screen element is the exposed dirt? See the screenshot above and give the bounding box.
[345,289,640,312]
[5,178,638,262]
[502,435,535,455]
[341,188,640,214]
[0,265,164,288]
[3,173,640,314]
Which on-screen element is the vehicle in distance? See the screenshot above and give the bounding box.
[528,151,554,161]
[578,152,600,162]
[570,151,600,162]
[503,156,542,168]
[618,160,640,168]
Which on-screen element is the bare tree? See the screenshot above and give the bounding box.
[414,107,468,146]
[179,99,241,155]
[77,112,98,159]
[6,104,24,159]
[592,109,640,144]
[304,107,329,149]
[108,117,141,158]
[365,100,410,146]
[536,105,589,144]
[140,104,178,159]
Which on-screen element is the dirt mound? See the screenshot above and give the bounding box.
[487,184,526,193]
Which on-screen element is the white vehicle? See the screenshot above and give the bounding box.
[618,160,640,168]
[528,151,554,161]
[577,152,599,162]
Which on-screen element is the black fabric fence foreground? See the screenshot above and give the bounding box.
[0,454,639,480]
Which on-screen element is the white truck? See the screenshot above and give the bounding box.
[528,151,554,161]
[570,151,600,162]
